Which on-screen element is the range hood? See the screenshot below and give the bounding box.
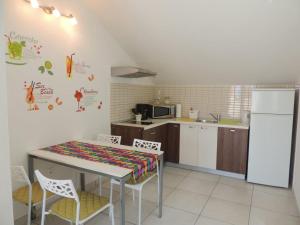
[111,66,157,78]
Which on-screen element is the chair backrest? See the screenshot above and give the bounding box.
[11,166,31,186]
[133,139,162,152]
[35,170,79,202]
[97,134,121,145]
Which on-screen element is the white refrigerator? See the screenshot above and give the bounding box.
[247,89,295,188]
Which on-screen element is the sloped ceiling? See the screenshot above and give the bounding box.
[85,0,300,85]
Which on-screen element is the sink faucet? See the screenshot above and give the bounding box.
[209,113,221,122]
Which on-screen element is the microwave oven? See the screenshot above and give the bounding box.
[136,104,176,119]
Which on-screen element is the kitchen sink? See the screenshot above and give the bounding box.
[196,119,218,124]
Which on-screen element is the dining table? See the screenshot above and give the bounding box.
[27,139,164,225]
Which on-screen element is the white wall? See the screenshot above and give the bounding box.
[0,0,14,224]
[293,93,300,211]
[5,0,136,219]
[86,0,300,85]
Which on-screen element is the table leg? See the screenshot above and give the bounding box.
[120,179,126,225]
[80,173,85,191]
[159,156,164,218]
[28,156,36,220]
[28,156,34,182]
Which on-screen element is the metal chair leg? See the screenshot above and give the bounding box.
[110,204,115,225]
[157,162,160,206]
[99,176,103,196]
[138,191,142,225]
[27,203,31,225]
[109,182,113,217]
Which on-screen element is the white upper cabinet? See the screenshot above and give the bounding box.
[198,125,218,169]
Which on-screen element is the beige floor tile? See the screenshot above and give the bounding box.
[30,213,131,225]
[254,184,294,198]
[142,182,175,203]
[143,206,198,225]
[164,166,191,177]
[212,183,253,205]
[249,207,300,225]
[14,215,70,225]
[114,194,157,224]
[19,213,118,225]
[88,213,135,225]
[187,171,220,182]
[219,177,253,190]
[150,172,186,188]
[14,167,300,225]
[43,215,68,225]
[177,177,217,195]
[252,190,299,217]
[195,216,233,225]
[202,197,250,225]
[164,189,209,214]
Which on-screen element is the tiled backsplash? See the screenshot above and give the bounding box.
[111,83,155,122]
[111,83,295,122]
[155,85,252,120]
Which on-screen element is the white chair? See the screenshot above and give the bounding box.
[97,134,121,196]
[97,134,122,145]
[110,139,161,225]
[35,170,115,225]
[11,166,54,225]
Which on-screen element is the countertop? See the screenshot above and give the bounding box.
[112,118,249,130]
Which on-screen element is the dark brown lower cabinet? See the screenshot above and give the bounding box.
[111,123,177,162]
[143,125,167,152]
[111,124,143,146]
[111,124,167,152]
[217,127,249,174]
[166,123,180,163]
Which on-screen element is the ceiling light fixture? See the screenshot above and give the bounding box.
[52,8,61,17]
[42,6,53,14]
[30,0,39,9]
[23,0,77,25]
[69,15,78,26]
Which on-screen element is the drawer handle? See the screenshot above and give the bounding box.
[230,129,236,132]
[173,125,179,128]
[150,132,156,135]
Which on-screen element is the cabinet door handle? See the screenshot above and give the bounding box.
[150,132,156,135]
[230,129,236,132]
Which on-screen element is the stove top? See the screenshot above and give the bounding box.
[127,120,153,125]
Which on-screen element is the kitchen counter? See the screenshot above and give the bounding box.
[112,118,249,130]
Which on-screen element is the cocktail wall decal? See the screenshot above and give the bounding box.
[5,34,26,65]
[66,53,75,79]
[25,81,36,111]
[74,88,84,112]
[24,81,61,112]
[38,60,54,75]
